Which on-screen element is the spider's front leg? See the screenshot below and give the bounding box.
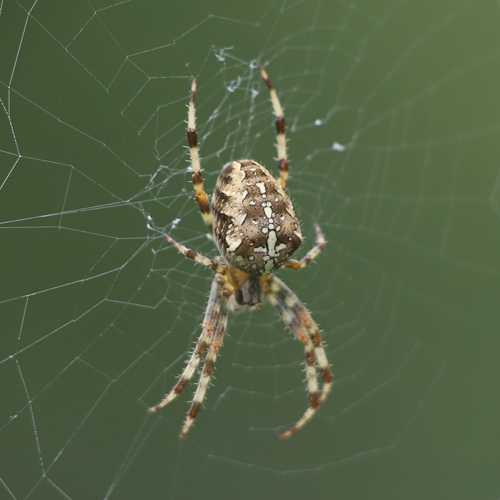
[148,274,227,413]
[149,271,232,439]
[180,277,231,438]
[265,275,332,439]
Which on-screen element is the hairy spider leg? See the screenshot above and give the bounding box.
[181,279,231,438]
[187,78,214,234]
[266,276,332,439]
[148,274,226,413]
[284,224,326,270]
[163,233,227,275]
[259,67,289,190]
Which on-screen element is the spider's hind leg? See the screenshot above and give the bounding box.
[259,67,289,190]
[187,78,214,234]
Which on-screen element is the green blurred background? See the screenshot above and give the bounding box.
[1,0,500,498]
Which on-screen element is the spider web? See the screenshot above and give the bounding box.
[1,0,500,498]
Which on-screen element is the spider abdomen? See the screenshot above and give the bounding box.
[211,160,302,275]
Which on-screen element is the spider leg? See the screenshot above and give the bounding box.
[187,78,214,234]
[266,275,332,439]
[259,67,289,190]
[283,224,326,271]
[164,233,227,274]
[180,281,230,438]
[148,275,226,413]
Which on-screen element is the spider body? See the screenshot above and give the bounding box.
[149,68,332,439]
[212,159,302,276]
[227,271,264,308]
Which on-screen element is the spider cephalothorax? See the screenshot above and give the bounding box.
[149,68,332,439]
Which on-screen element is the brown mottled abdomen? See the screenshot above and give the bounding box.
[211,160,302,275]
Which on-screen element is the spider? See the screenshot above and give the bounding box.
[148,67,332,439]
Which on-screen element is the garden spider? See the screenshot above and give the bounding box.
[149,67,332,439]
